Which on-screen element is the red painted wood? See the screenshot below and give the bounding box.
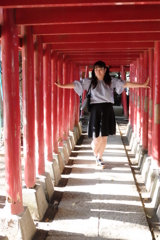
[69,62,75,131]
[75,64,80,125]
[148,48,154,157]
[142,50,149,150]
[34,36,45,175]
[42,32,160,44]
[43,44,53,161]
[136,58,141,140]
[81,66,89,117]
[121,66,128,118]
[50,42,154,51]
[51,51,58,154]
[1,9,23,214]
[62,55,69,140]
[2,0,160,8]
[22,26,36,188]
[32,21,160,35]
[129,64,133,127]
[133,61,137,135]
[152,42,160,163]
[57,54,64,146]
[148,49,154,156]
[139,53,144,143]
[15,5,160,25]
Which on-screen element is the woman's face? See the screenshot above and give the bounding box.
[94,66,106,80]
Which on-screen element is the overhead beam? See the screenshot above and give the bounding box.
[1,0,160,8]
[68,59,133,65]
[67,53,140,58]
[50,42,154,50]
[32,21,160,35]
[42,32,160,43]
[15,5,160,25]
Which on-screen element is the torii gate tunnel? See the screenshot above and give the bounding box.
[0,1,160,215]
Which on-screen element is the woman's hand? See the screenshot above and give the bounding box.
[54,78,61,87]
[142,77,150,88]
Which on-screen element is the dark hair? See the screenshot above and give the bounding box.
[91,60,111,89]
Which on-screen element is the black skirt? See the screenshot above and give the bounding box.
[88,102,116,138]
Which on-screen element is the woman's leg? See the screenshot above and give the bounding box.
[91,136,102,157]
[97,136,108,159]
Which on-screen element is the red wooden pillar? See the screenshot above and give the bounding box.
[129,64,133,128]
[75,64,80,125]
[142,51,149,150]
[62,55,69,140]
[120,65,128,118]
[65,59,70,135]
[148,49,154,157]
[69,62,75,131]
[43,44,53,161]
[67,60,71,131]
[136,58,141,140]
[22,26,36,188]
[34,36,45,175]
[51,52,58,154]
[131,63,135,132]
[57,54,63,146]
[1,9,23,214]
[133,61,137,135]
[139,53,144,143]
[81,66,88,117]
[152,42,160,164]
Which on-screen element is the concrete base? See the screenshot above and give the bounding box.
[53,152,65,174]
[22,184,48,220]
[0,206,36,240]
[58,145,69,165]
[63,139,71,158]
[36,172,54,202]
[137,146,148,169]
[131,137,140,156]
[73,126,80,142]
[150,176,160,209]
[78,121,82,136]
[141,155,152,184]
[45,160,61,186]
[69,131,76,149]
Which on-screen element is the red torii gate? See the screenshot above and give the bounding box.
[0,0,160,223]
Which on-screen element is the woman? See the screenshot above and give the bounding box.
[55,61,149,169]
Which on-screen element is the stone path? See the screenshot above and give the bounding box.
[45,124,152,240]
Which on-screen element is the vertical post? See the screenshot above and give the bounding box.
[57,54,63,146]
[34,36,45,175]
[152,42,160,163]
[139,54,144,144]
[148,48,154,157]
[129,64,133,128]
[136,58,141,140]
[22,26,36,188]
[51,51,58,154]
[142,51,149,150]
[75,64,80,125]
[120,65,128,118]
[43,44,53,161]
[133,61,137,135]
[1,8,23,214]
[69,62,75,131]
[80,66,88,117]
[62,55,69,140]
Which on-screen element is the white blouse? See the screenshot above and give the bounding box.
[73,77,125,104]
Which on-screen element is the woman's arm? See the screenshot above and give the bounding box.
[123,77,150,89]
[55,81,74,89]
